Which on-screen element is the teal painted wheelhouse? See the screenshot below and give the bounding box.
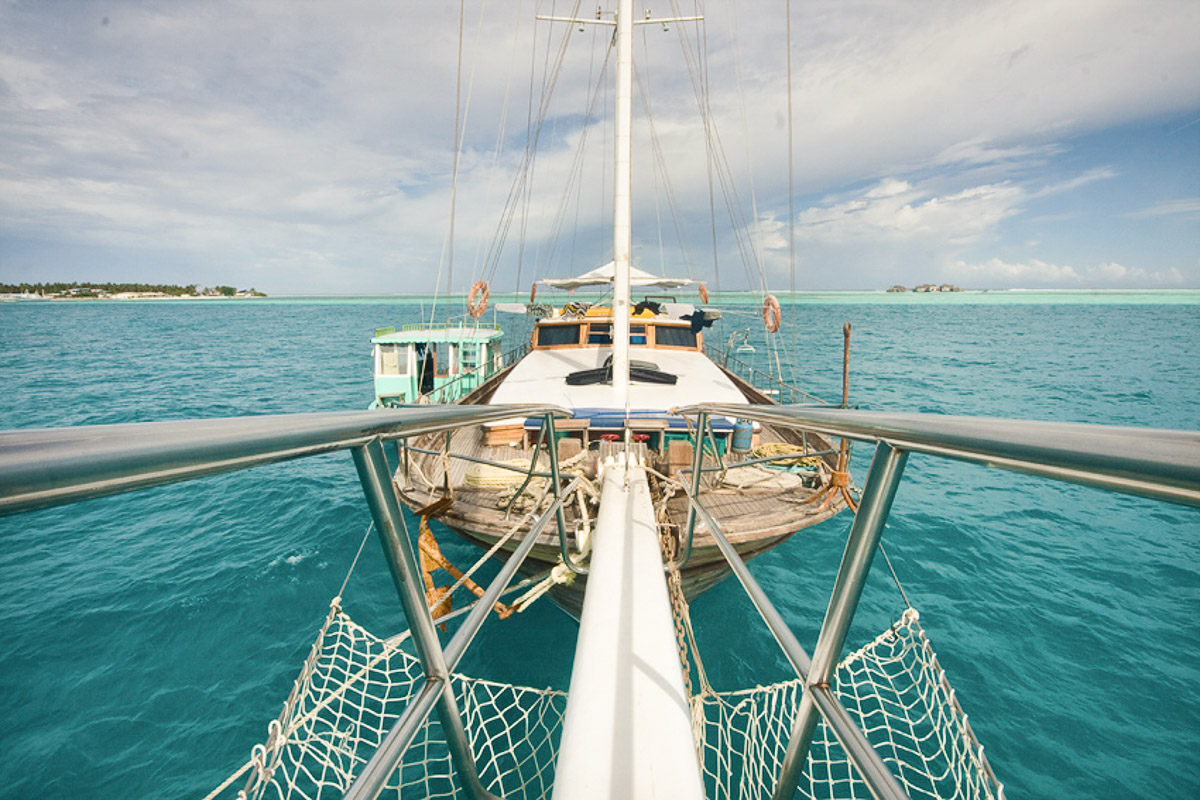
[370,323,505,407]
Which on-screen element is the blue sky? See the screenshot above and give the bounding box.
[1,0,1198,293]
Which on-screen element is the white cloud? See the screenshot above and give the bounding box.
[1128,198,1200,219]
[949,258,1187,287]
[0,0,1198,291]
[792,179,1023,246]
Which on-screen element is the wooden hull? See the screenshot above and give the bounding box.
[395,431,848,619]
[392,355,851,619]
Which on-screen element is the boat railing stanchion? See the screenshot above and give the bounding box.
[678,467,910,800]
[503,423,548,517]
[771,441,909,800]
[350,437,499,800]
[545,412,587,575]
[681,410,708,567]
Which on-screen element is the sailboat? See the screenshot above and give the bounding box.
[13,4,1198,800]
[375,4,852,619]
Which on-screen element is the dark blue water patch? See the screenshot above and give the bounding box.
[0,299,1198,799]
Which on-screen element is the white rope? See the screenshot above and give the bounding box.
[336,522,375,599]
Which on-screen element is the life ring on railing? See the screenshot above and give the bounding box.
[699,282,709,304]
[762,294,781,333]
[467,280,489,318]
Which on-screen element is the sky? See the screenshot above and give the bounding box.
[1,0,1198,294]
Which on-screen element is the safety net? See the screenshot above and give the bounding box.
[209,603,1002,800]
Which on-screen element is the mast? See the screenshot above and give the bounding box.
[612,0,634,414]
[538,3,700,413]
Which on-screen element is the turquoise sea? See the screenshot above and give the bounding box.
[1,293,1198,799]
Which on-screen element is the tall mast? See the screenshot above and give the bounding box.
[538,2,700,413]
[612,0,634,414]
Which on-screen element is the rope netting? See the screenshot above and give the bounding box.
[212,604,1001,800]
[695,608,1003,800]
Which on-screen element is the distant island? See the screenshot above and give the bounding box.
[886,283,963,293]
[0,282,267,299]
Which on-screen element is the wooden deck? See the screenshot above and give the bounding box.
[394,415,849,615]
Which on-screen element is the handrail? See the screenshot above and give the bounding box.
[671,403,1200,800]
[0,404,566,516]
[676,404,1200,508]
[426,342,529,403]
[703,343,832,405]
[400,322,502,333]
[0,405,572,800]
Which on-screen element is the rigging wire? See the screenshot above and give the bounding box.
[470,0,526,289]
[478,0,582,289]
[634,40,696,278]
[514,1,554,297]
[667,0,765,295]
[429,0,470,326]
[538,39,616,275]
[696,0,720,291]
[787,0,796,299]
[568,19,603,276]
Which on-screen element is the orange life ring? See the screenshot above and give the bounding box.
[467,280,489,318]
[762,294,781,333]
[699,282,709,304]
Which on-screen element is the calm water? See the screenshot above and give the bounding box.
[0,296,1197,798]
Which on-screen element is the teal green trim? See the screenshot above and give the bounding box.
[371,323,502,345]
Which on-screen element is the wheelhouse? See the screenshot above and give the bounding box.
[371,323,504,407]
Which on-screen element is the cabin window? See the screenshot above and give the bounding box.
[538,324,582,347]
[379,344,408,375]
[654,326,697,348]
[416,342,455,379]
[587,323,612,344]
[438,343,456,376]
[460,342,479,373]
[630,324,647,345]
[487,340,503,370]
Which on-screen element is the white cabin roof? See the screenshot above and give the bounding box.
[486,347,745,413]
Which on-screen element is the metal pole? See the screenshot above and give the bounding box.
[681,485,811,677]
[611,0,634,415]
[683,472,912,800]
[545,413,587,575]
[347,477,584,800]
[351,438,498,800]
[841,322,851,408]
[681,411,709,565]
[445,476,582,667]
[772,442,908,800]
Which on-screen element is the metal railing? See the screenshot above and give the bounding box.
[704,343,832,405]
[6,404,1197,799]
[424,342,530,404]
[673,402,1200,800]
[401,322,502,333]
[0,404,570,800]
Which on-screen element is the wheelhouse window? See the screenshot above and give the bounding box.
[416,342,455,378]
[586,323,612,344]
[459,342,479,373]
[537,323,582,347]
[654,325,697,348]
[630,324,647,345]
[378,343,408,375]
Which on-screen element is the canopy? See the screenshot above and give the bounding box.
[540,261,694,291]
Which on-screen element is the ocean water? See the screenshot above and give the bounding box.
[0,295,1197,799]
